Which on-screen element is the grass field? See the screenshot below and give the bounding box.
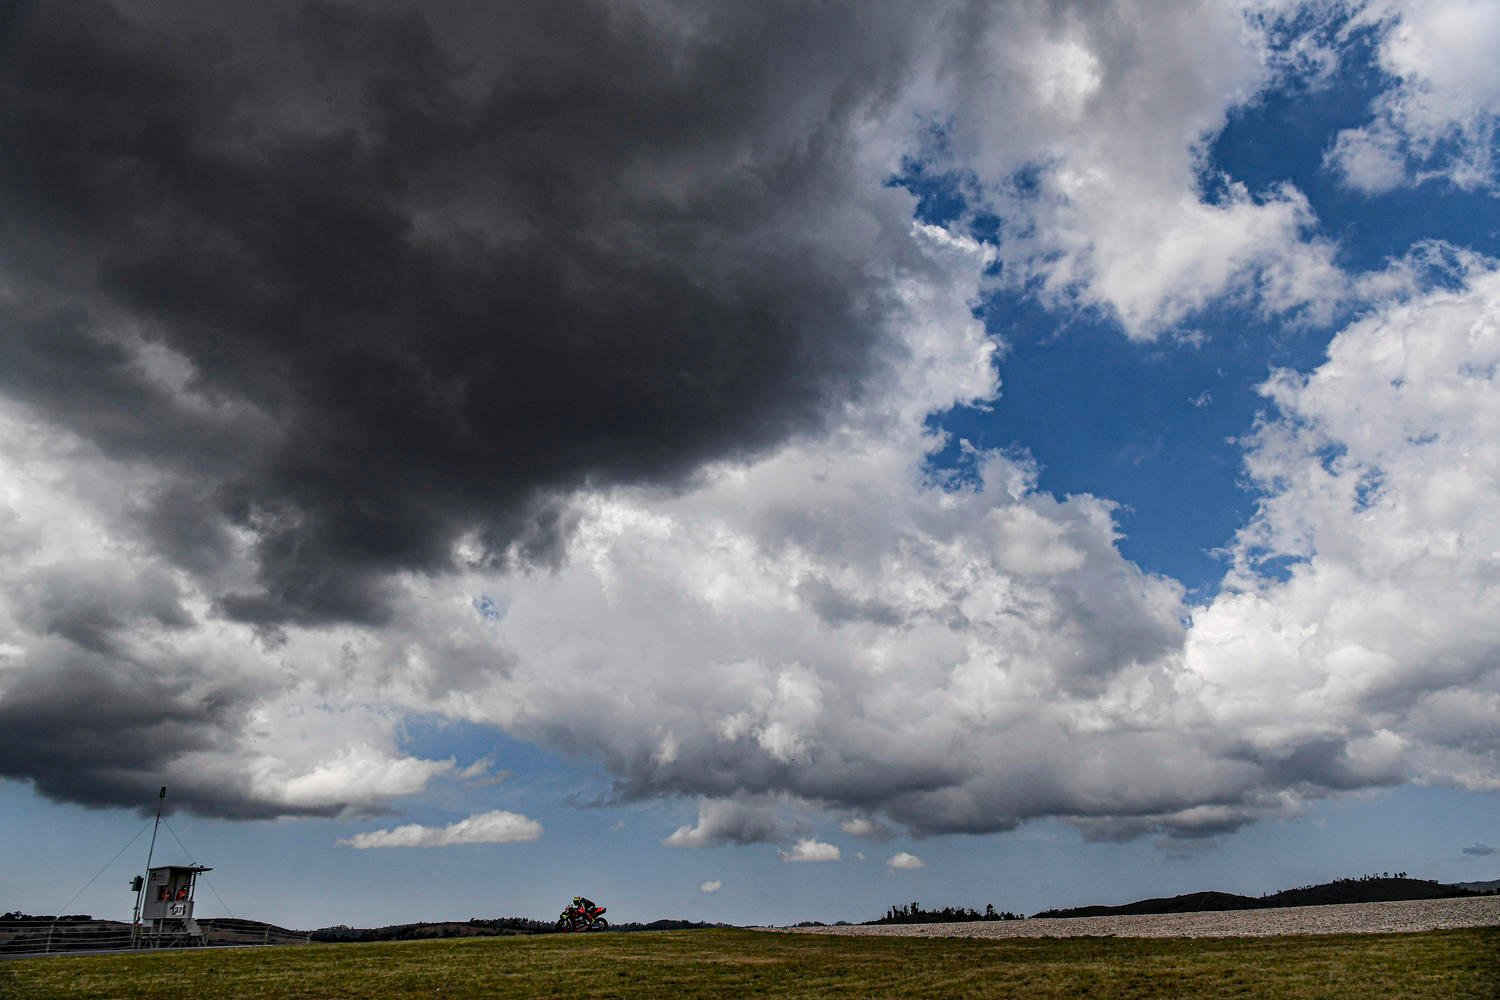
[2,927,1496,999]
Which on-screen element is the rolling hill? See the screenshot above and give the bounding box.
[1033,876,1493,919]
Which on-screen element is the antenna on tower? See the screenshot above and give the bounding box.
[130,787,166,948]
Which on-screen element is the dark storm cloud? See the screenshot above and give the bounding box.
[0,555,424,819]
[0,556,290,818]
[130,484,238,577]
[1463,843,1496,856]
[1227,737,1408,795]
[1070,808,1262,844]
[0,634,266,818]
[7,559,194,654]
[0,0,939,625]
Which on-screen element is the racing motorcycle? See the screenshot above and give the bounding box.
[556,901,609,932]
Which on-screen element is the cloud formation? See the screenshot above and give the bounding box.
[840,817,896,841]
[1183,251,1500,808]
[699,880,723,893]
[1326,0,1500,192]
[779,839,842,863]
[336,810,542,849]
[469,253,1500,843]
[486,436,1189,838]
[0,0,963,629]
[661,795,814,848]
[0,0,1495,851]
[934,0,1348,337]
[886,852,927,871]
[0,0,988,817]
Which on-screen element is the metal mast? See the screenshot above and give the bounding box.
[130,786,166,948]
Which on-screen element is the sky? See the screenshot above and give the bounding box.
[1,0,1497,930]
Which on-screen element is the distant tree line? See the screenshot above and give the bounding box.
[311,917,551,942]
[310,916,740,941]
[867,902,1024,925]
[1262,872,1409,893]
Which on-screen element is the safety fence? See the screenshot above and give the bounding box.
[0,917,309,957]
[0,919,136,956]
[199,918,312,947]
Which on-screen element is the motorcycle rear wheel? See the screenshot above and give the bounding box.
[590,918,608,931]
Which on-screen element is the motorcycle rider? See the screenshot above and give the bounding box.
[557,894,605,932]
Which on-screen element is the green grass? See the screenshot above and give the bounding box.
[2,927,1496,999]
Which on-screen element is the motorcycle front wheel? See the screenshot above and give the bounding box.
[556,918,570,932]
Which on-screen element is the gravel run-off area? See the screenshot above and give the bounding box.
[762,896,1500,939]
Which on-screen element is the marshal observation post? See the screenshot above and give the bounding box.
[133,864,211,946]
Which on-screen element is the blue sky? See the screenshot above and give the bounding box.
[1,0,1498,930]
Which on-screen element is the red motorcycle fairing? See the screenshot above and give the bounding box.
[558,904,607,931]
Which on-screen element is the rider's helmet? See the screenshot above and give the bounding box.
[573,896,581,907]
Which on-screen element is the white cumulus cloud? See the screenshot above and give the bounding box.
[336,810,542,849]
[779,839,841,863]
[932,0,1348,338]
[886,852,927,871]
[1327,0,1500,192]
[839,817,895,840]
[1184,252,1500,799]
[700,880,723,893]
